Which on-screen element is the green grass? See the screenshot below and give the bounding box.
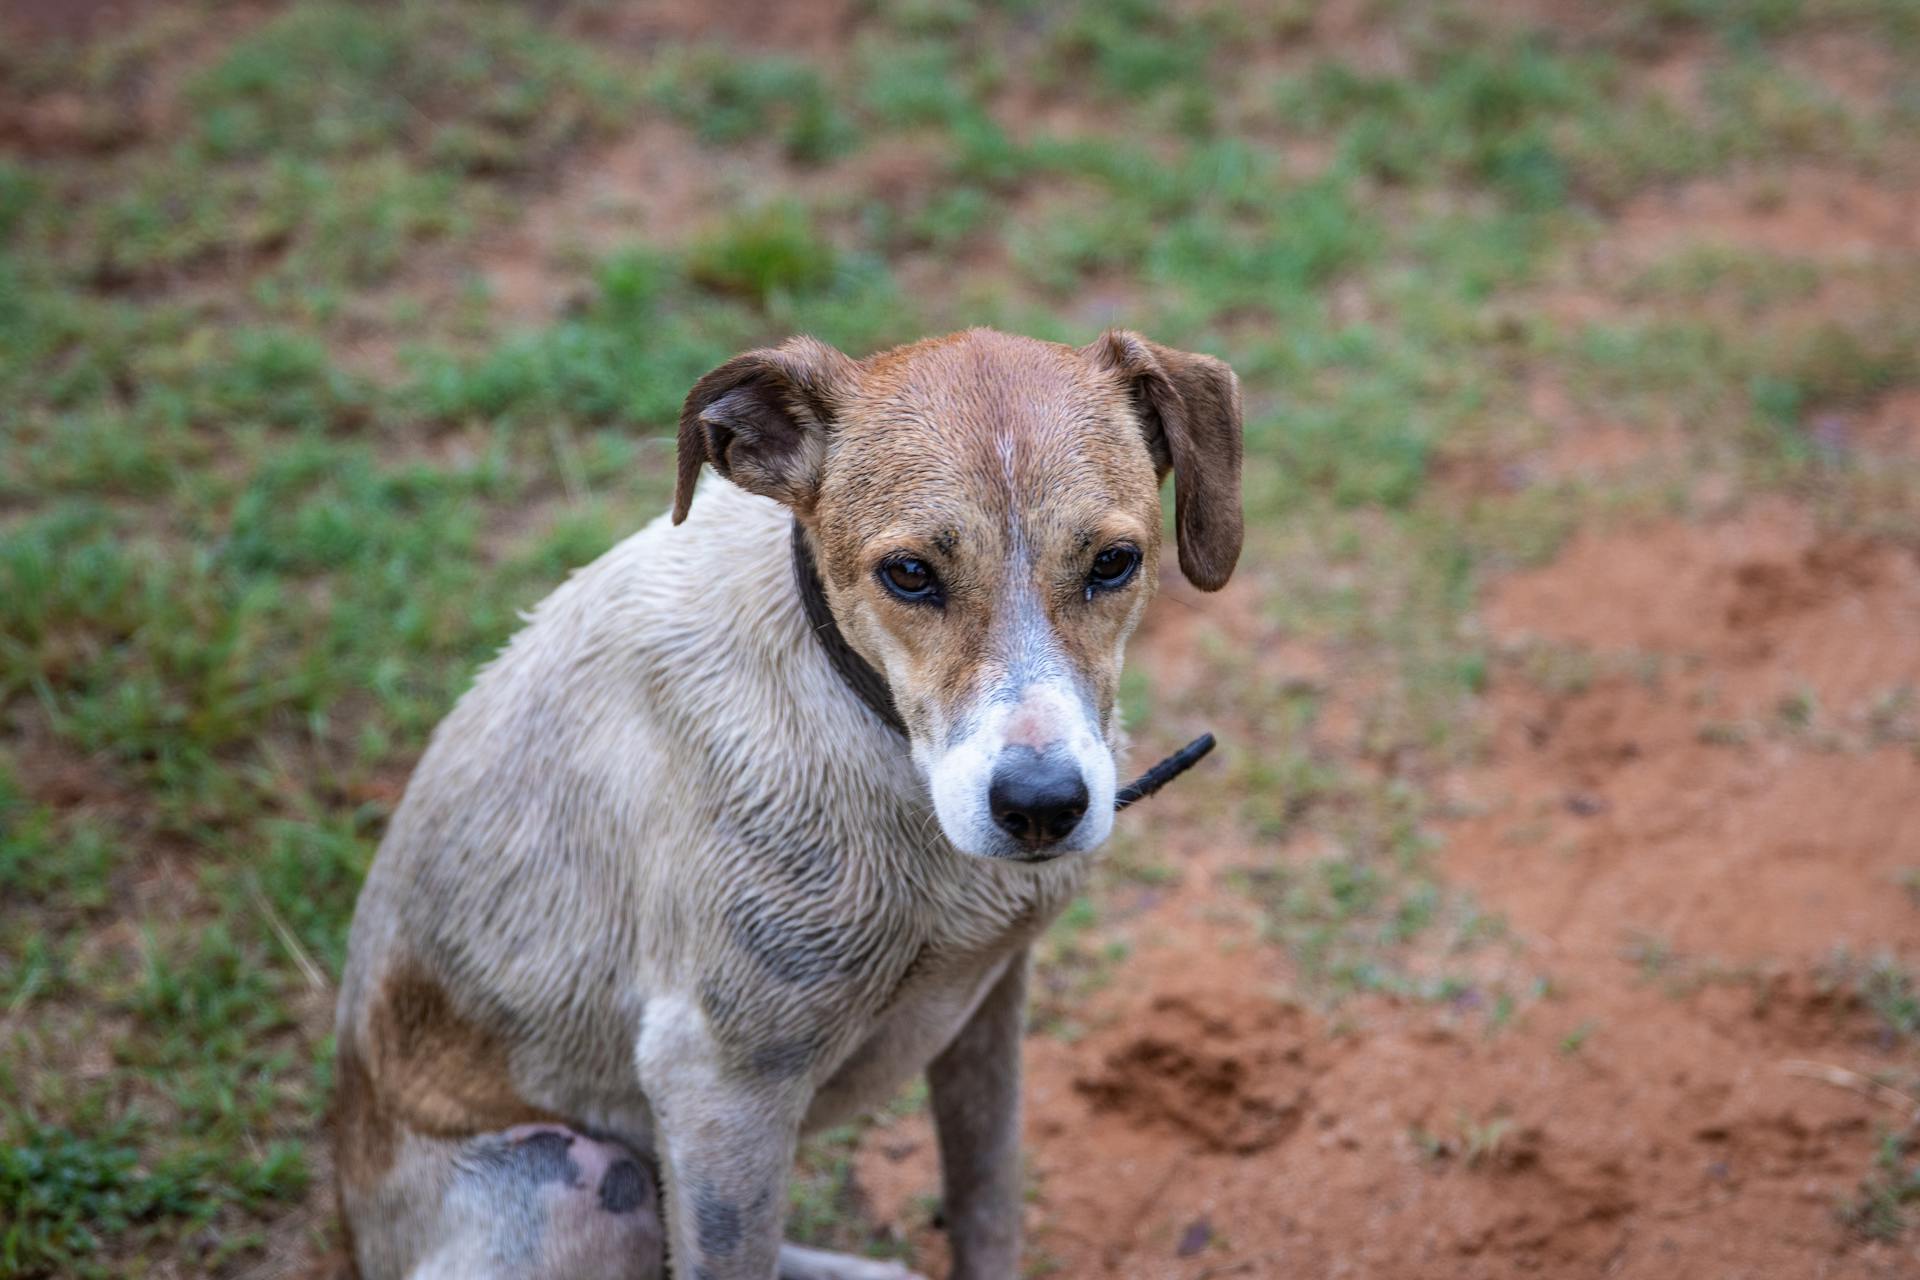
[1032,895,1132,1038]
[0,774,114,912]
[655,46,857,163]
[1046,0,1226,101]
[1411,1110,1520,1170]
[1842,953,1920,1045]
[1840,1130,1920,1241]
[0,1122,305,1278]
[2,0,1917,1271]
[786,1084,929,1262]
[1228,786,1513,1004]
[7,2,634,304]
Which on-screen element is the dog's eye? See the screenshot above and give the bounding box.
[879,557,942,603]
[1088,545,1141,592]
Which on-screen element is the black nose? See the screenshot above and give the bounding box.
[989,750,1089,848]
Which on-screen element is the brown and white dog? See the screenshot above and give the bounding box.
[333,328,1244,1279]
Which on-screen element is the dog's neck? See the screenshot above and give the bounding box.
[790,519,908,737]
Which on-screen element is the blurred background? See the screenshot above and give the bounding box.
[2,1,1918,1276]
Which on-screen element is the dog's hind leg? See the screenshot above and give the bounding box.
[346,1124,665,1280]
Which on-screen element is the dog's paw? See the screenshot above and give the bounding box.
[777,1242,928,1280]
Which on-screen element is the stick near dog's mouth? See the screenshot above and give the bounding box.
[792,519,1218,813]
[1112,733,1215,810]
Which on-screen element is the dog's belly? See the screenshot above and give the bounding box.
[801,952,1014,1133]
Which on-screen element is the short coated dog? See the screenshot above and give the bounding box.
[333,327,1244,1279]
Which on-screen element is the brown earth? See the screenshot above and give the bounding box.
[1813,389,1920,460]
[1615,173,1920,264]
[0,0,160,42]
[555,0,859,55]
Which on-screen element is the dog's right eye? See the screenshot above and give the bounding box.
[879,557,942,604]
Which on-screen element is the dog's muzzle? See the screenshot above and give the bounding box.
[790,517,1217,859]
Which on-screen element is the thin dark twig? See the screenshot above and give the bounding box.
[1114,733,1216,810]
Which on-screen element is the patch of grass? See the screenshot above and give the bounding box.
[1230,776,1508,1000]
[1032,895,1131,1037]
[121,926,294,1070]
[1275,40,1604,210]
[404,237,912,430]
[688,203,842,304]
[245,816,378,978]
[1859,957,1920,1043]
[1239,853,1430,993]
[1813,949,1920,1044]
[0,162,41,241]
[1459,1114,1517,1168]
[19,1,634,294]
[1,1123,218,1278]
[1839,1129,1920,1241]
[1757,317,1920,439]
[1559,1021,1597,1055]
[0,1120,307,1279]
[1865,686,1918,748]
[1233,735,1339,843]
[1047,0,1222,101]
[1774,685,1819,732]
[1411,1110,1518,1170]
[1699,55,1867,159]
[787,1097,924,1263]
[858,38,985,130]
[186,3,627,168]
[1623,930,1677,978]
[657,47,857,163]
[2,444,527,812]
[0,774,116,913]
[1623,246,1824,314]
[1697,721,1751,747]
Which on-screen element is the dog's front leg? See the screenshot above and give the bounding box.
[639,996,805,1279]
[927,950,1030,1280]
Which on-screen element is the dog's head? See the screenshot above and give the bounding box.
[674,328,1242,862]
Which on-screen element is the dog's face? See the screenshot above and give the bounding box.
[674,328,1243,861]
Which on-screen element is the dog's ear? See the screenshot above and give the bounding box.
[673,337,859,524]
[1081,330,1244,591]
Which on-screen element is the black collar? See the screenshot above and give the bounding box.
[791,518,908,736]
[788,517,1216,809]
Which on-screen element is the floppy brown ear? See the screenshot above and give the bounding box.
[1081,330,1245,591]
[672,337,859,524]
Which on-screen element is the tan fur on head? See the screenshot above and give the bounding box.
[669,327,1245,856]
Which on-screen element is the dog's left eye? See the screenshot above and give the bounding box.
[1088,545,1141,592]
[879,557,943,603]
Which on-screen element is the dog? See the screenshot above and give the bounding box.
[332,327,1244,1279]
